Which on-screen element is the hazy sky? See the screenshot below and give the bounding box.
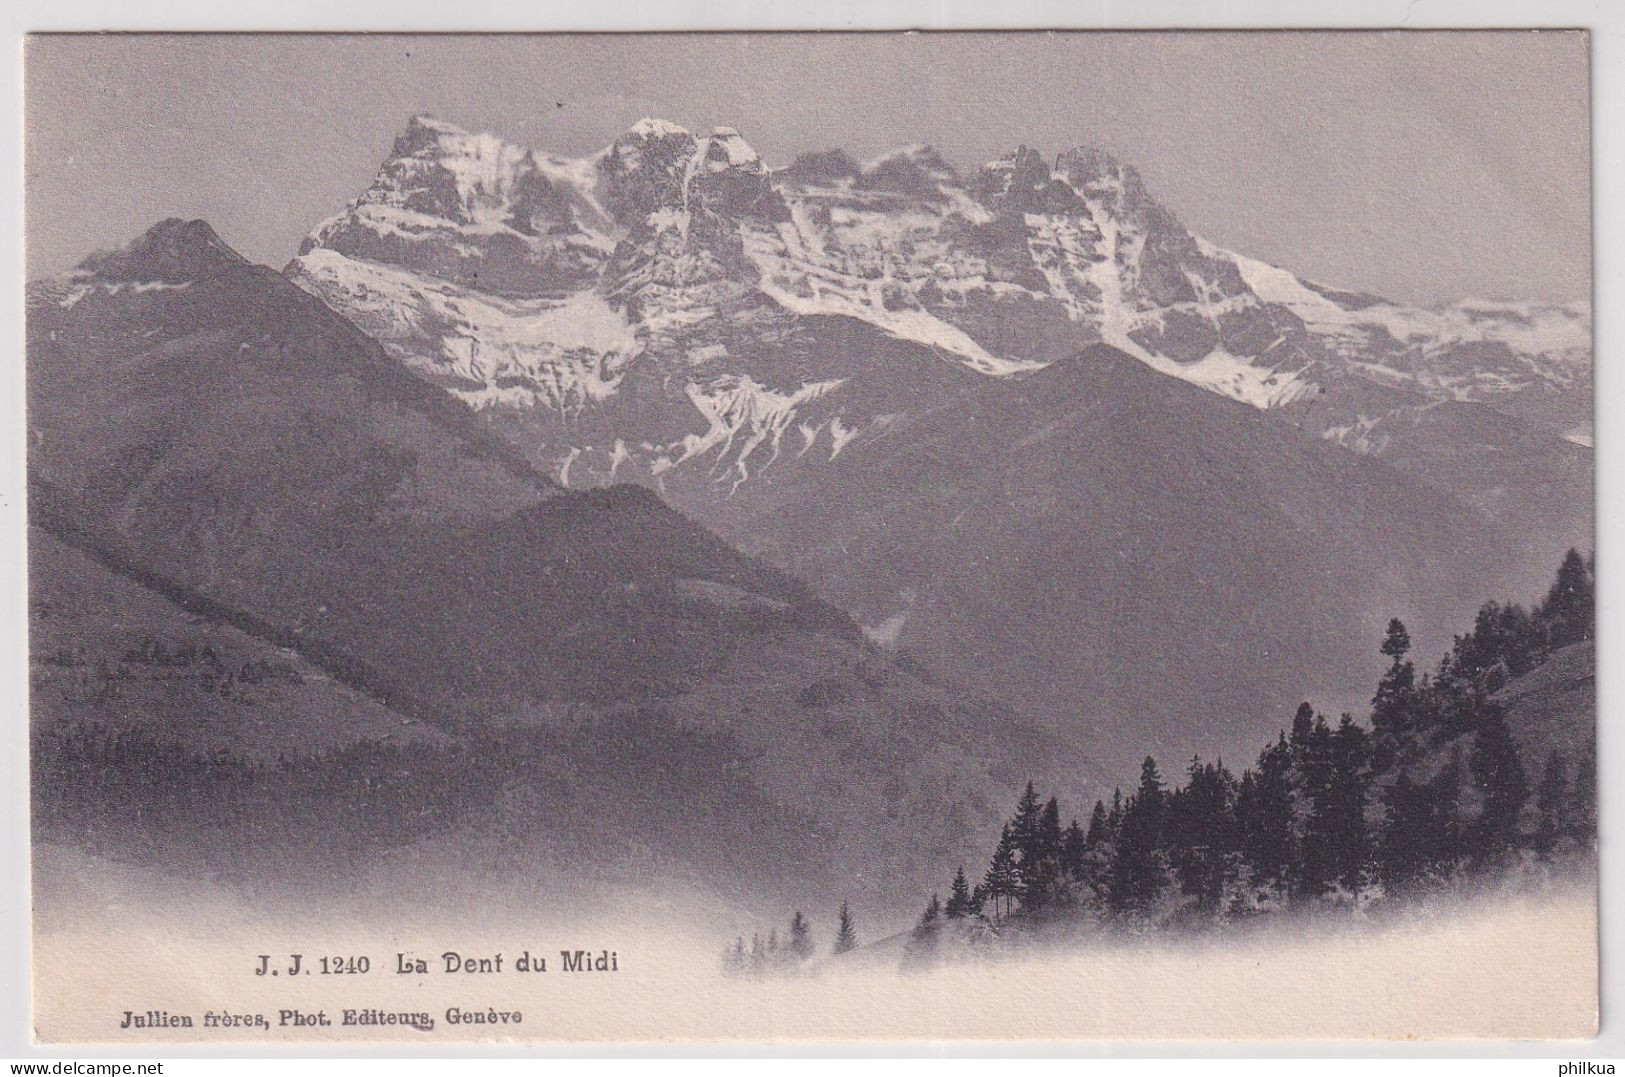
[25,31,1590,304]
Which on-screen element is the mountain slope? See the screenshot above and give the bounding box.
[27,219,1092,918]
[687,345,1529,776]
[29,524,441,760]
[1497,641,1595,771]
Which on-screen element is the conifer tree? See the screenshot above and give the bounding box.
[914,893,941,934]
[1444,602,1538,692]
[1011,782,1043,845]
[1040,797,1064,858]
[1079,802,1118,912]
[1241,734,1295,896]
[945,866,973,919]
[1432,756,1466,870]
[1109,758,1169,915]
[1382,757,1464,889]
[1372,619,1419,737]
[1010,781,1045,898]
[1169,756,1237,913]
[1294,714,1337,897]
[1234,769,1259,866]
[1570,738,1597,847]
[788,910,813,960]
[1534,751,1569,859]
[1467,704,1528,860]
[722,936,747,975]
[1429,669,1482,737]
[1084,800,1110,847]
[832,900,858,955]
[983,824,1019,917]
[1022,796,1065,909]
[1378,772,1430,889]
[1137,756,1167,813]
[1289,702,1315,755]
[1325,716,1371,892]
[1061,818,1089,881]
[1539,548,1594,650]
[903,893,944,970]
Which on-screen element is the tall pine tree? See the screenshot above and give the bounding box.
[945,866,973,919]
[788,910,813,960]
[1372,619,1420,738]
[1009,782,1045,901]
[1241,734,1296,898]
[1169,756,1238,914]
[1534,751,1569,860]
[1467,704,1529,861]
[1294,714,1337,898]
[1570,738,1597,847]
[1109,758,1169,916]
[1323,716,1371,893]
[1022,796,1065,909]
[832,900,858,955]
[983,824,1019,918]
[1538,548,1594,650]
[1061,818,1089,882]
[903,893,943,969]
[1084,800,1110,847]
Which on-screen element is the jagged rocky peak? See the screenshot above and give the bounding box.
[605,117,701,172]
[78,218,247,284]
[699,127,764,172]
[625,116,695,140]
[361,113,549,227]
[854,143,960,200]
[980,145,1050,186]
[971,146,1087,215]
[391,112,470,155]
[597,118,702,225]
[1054,145,1148,207]
[779,148,860,185]
[595,119,788,226]
[689,127,791,223]
[292,113,604,297]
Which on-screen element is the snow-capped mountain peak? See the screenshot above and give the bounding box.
[287,116,1591,503]
[364,114,545,225]
[700,127,763,171]
[627,116,692,139]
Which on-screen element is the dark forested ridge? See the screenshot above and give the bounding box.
[731,550,1595,972]
[932,550,1596,930]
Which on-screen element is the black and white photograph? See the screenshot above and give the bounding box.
[13,25,1604,1047]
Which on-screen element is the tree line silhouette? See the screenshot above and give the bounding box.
[722,900,860,977]
[904,549,1595,943]
[723,550,1594,972]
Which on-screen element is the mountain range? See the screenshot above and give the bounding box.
[286,115,1589,767]
[287,116,1589,502]
[25,114,1592,920]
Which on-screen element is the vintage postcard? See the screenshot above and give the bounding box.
[22,30,1595,1043]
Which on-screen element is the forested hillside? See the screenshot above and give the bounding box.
[728,550,1595,972]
